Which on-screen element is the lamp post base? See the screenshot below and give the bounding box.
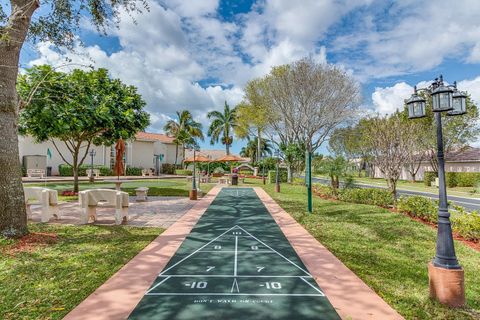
[275,184,280,193]
[189,189,197,200]
[428,262,465,307]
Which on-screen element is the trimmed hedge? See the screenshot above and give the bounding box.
[268,169,287,184]
[424,171,480,187]
[338,188,393,207]
[397,196,438,223]
[398,196,480,241]
[239,170,253,176]
[126,167,143,176]
[58,164,112,176]
[175,169,192,176]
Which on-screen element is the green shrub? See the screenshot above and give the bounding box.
[397,196,438,223]
[450,207,480,241]
[292,177,305,185]
[126,167,143,176]
[161,163,177,174]
[454,172,480,187]
[175,169,192,176]
[268,169,287,184]
[338,188,393,207]
[423,171,437,186]
[239,170,253,176]
[58,164,112,176]
[445,172,458,188]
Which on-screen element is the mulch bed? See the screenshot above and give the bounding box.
[2,232,58,256]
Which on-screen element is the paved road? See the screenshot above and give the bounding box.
[311,177,480,212]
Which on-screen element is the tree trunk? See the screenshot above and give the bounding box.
[388,178,397,207]
[330,175,338,196]
[226,143,230,155]
[0,0,40,237]
[286,165,293,183]
[73,164,80,193]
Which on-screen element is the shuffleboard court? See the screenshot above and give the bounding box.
[129,188,340,319]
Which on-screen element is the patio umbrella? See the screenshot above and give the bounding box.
[113,138,125,178]
[183,155,211,163]
[215,154,245,162]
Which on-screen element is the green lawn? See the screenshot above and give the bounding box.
[0,224,163,320]
[244,179,480,320]
[26,178,215,201]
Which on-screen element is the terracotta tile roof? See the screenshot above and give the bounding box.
[445,147,480,162]
[135,132,175,144]
[184,149,249,162]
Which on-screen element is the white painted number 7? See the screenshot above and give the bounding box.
[256,266,264,272]
[206,266,215,272]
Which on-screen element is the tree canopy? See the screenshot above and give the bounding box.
[18,65,149,191]
[207,101,237,155]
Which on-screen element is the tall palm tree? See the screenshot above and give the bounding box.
[207,101,237,155]
[164,110,204,166]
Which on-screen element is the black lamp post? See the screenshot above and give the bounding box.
[261,152,266,185]
[189,145,199,200]
[89,149,96,183]
[405,75,467,307]
[274,149,280,192]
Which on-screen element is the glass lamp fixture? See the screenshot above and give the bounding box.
[406,91,427,119]
[448,90,467,116]
[431,84,454,112]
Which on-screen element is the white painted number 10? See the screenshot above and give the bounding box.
[189,281,208,289]
[265,282,282,289]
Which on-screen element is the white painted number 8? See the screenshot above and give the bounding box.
[251,245,258,250]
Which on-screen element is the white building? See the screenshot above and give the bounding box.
[19,132,183,175]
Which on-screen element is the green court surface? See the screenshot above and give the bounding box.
[129,188,340,319]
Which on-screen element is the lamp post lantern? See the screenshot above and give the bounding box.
[405,75,467,307]
[89,149,96,183]
[274,149,280,192]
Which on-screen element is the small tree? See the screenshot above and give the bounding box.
[18,66,149,192]
[362,113,413,206]
[317,156,350,196]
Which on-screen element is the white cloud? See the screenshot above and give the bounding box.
[372,82,413,115]
[458,76,480,106]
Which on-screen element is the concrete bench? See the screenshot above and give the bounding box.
[86,169,101,178]
[27,169,45,178]
[142,169,154,177]
[79,189,129,225]
[135,187,149,202]
[24,187,59,222]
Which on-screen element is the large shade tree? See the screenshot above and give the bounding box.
[1,0,148,237]
[163,110,204,166]
[18,65,149,193]
[207,101,237,155]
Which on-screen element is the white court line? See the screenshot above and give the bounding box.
[300,277,325,296]
[158,226,238,276]
[230,278,240,293]
[236,226,311,276]
[145,293,325,297]
[234,236,238,276]
[156,275,312,278]
[145,276,171,294]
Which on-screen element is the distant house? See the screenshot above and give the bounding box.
[19,132,183,175]
[184,149,249,163]
[374,146,480,180]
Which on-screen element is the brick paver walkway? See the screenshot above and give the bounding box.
[29,196,195,228]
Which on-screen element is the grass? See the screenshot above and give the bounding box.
[244,179,480,320]
[26,178,215,201]
[0,223,163,320]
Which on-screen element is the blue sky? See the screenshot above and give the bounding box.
[21,0,480,154]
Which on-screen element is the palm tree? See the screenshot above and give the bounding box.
[240,137,272,162]
[207,101,237,155]
[164,110,204,166]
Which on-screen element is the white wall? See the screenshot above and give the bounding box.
[19,136,109,175]
[130,140,155,169]
[374,161,480,181]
